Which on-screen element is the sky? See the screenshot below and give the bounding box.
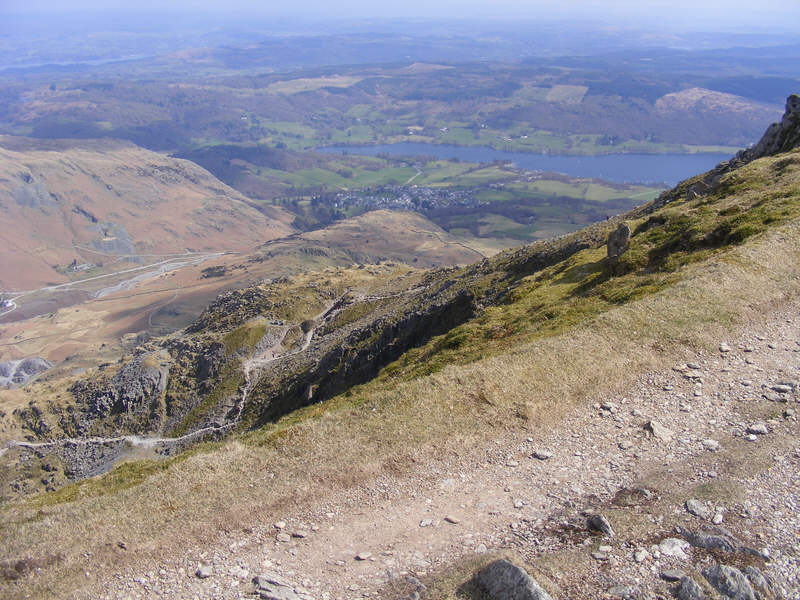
[2,0,799,31]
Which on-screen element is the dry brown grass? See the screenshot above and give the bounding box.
[1,215,799,598]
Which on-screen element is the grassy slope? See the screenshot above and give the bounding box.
[1,150,799,598]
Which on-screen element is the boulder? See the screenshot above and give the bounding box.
[645,420,674,442]
[685,499,711,520]
[475,559,554,600]
[253,573,315,600]
[607,222,631,258]
[587,514,615,537]
[702,564,756,600]
[677,576,705,600]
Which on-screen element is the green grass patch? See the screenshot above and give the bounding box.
[222,320,268,357]
[28,451,195,508]
[170,362,244,437]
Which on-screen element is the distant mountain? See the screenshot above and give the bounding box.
[0,137,294,290]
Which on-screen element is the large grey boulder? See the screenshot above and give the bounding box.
[677,576,705,600]
[475,560,554,600]
[253,573,315,600]
[702,564,756,600]
[607,222,631,258]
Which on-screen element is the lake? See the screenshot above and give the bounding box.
[318,142,734,186]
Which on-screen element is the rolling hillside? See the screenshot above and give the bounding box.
[0,137,294,290]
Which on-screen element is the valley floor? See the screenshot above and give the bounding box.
[88,300,800,599]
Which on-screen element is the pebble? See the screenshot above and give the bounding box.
[702,439,720,451]
[633,549,649,563]
[444,515,461,524]
[419,519,433,528]
[660,570,685,582]
[719,343,731,352]
[276,533,291,543]
[712,512,724,525]
[355,552,372,561]
[591,551,609,561]
[532,450,553,460]
[772,384,793,393]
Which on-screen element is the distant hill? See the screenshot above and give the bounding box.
[0,137,294,290]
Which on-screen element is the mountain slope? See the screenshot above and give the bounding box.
[0,97,799,599]
[0,137,294,290]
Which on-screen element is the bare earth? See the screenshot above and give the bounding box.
[88,300,800,600]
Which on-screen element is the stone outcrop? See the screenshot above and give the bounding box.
[702,564,756,600]
[606,222,630,258]
[67,351,169,435]
[475,559,554,600]
[641,93,800,213]
[738,94,800,162]
[0,357,52,387]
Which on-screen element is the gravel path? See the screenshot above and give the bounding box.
[93,304,800,600]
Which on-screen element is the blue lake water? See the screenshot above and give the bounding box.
[319,142,734,186]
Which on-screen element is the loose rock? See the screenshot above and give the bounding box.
[677,576,705,600]
[659,538,690,560]
[475,559,554,600]
[587,514,615,538]
[606,584,641,599]
[645,420,674,441]
[195,564,212,579]
[685,499,711,520]
[746,422,769,435]
[702,564,756,600]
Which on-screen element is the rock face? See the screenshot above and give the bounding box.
[607,222,631,258]
[643,94,800,213]
[475,559,554,600]
[68,352,169,434]
[739,94,800,162]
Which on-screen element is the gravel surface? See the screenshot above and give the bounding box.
[92,306,800,600]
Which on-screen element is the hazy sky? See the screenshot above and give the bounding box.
[2,0,799,31]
